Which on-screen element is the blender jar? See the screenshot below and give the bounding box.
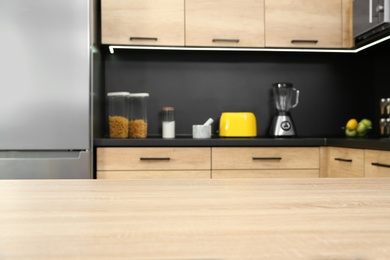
[272,82,299,112]
[129,93,149,138]
[107,92,130,138]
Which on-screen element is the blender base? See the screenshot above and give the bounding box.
[270,114,296,137]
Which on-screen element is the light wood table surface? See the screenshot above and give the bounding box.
[1,178,390,259]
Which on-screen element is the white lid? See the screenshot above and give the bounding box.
[130,93,149,98]
[107,92,131,97]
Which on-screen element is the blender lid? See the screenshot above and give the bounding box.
[273,82,293,88]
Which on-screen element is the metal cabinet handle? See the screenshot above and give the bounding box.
[252,157,282,161]
[140,157,170,161]
[334,158,353,162]
[291,40,318,44]
[130,37,158,41]
[371,162,390,168]
[212,38,240,43]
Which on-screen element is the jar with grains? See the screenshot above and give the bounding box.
[129,93,149,138]
[107,92,130,138]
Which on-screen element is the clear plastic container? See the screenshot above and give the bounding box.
[107,92,130,138]
[129,93,149,138]
[162,107,175,139]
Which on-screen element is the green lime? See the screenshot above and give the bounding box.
[345,129,357,137]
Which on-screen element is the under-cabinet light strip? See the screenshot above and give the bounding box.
[108,35,390,54]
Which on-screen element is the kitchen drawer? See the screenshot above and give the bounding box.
[97,147,211,171]
[212,147,319,170]
[212,169,319,179]
[323,147,364,178]
[97,170,211,179]
[365,150,390,178]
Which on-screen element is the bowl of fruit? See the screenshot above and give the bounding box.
[343,118,372,138]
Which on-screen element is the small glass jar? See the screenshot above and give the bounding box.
[380,98,387,115]
[387,98,390,115]
[387,118,390,136]
[107,92,130,138]
[129,93,149,138]
[162,107,175,139]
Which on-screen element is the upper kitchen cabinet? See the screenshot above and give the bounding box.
[185,0,265,47]
[101,0,185,46]
[265,0,353,48]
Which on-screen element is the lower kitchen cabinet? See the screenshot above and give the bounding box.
[365,150,390,178]
[96,147,211,179]
[211,147,320,178]
[96,147,320,179]
[320,147,364,178]
[96,146,390,179]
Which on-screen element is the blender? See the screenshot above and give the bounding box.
[269,82,300,137]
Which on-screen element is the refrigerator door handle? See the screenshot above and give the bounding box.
[0,151,86,159]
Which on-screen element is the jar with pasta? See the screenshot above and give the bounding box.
[129,93,149,138]
[107,92,130,138]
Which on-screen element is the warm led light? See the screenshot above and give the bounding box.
[354,34,390,52]
[109,46,115,54]
[108,35,390,54]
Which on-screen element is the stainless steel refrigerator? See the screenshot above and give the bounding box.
[0,0,95,178]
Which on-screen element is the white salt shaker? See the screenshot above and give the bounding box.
[162,107,175,139]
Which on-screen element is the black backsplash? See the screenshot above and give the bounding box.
[100,43,389,138]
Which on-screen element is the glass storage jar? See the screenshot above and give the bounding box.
[162,107,175,138]
[129,93,149,138]
[107,92,130,138]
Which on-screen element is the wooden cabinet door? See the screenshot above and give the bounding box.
[97,147,211,179]
[265,0,352,48]
[322,147,364,178]
[365,150,390,178]
[186,0,265,47]
[97,147,211,171]
[101,0,184,46]
[212,147,319,178]
[212,147,319,170]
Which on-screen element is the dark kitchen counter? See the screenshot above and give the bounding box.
[94,136,325,147]
[327,137,390,151]
[94,136,390,150]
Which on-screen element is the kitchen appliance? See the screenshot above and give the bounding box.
[354,0,390,45]
[0,0,96,179]
[219,112,257,137]
[269,83,299,137]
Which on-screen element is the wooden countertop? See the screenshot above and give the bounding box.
[1,178,390,259]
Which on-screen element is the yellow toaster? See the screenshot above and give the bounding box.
[219,112,257,137]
